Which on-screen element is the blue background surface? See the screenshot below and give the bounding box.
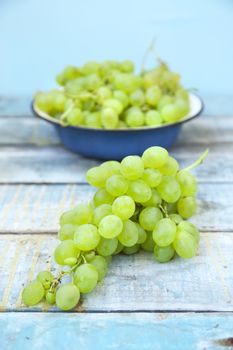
[0,0,232,95]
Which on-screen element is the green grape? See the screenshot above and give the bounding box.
[177,221,200,243]
[113,241,124,255]
[120,155,144,180]
[54,240,79,265]
[177,197,197,218]
[160,104,180,123]
[175,99,189,118]
[85,74,102,90]
[84,251,96,262]
[129,89,145,106]
[86,166,108,188]
[97,86,112,102]
[176,170,198,197]
[143,189,162,207]
[97,237,118,256]
[56,284,80,310]
[123,244,140,255]
[169,214,183,225]
[93,188,115,206]
[113,90,129,108]
[66,108,84,126]
[125,107,144,127]
[157,96,175,111]
[113,73,142,93]
[58,224,77,240]
[142,68,161,89]
[106,174,128,196]
[56,66,80,85]
[118,220,139,247]
[120,60,134,73]
[154,244,175,263]
[145,86,162,106]
[35,92,54,114]
[90,256,108,281]
[74,224,100,251]
[157,176,181,203]
[153,218,177,247]
[173,230,198,258]
[103,99,124,114]
[98,215,123,239]
[60,203,92,226]
[85,112,101,128]
[101,107,119,129]
[159,156,179,176]
[37,271,54,290]
[145,110,162,126]
[100,160,121,177]
[176,88,189,101]
[127,180,152,203]
[112,195,135,220]
[74,264,98,293]
[82,61,100,75]
[139,207,163,231]
[92,204,112,226]
[142,146,169,168]
[142,169,162,187]
[141,231,154,252]
[51,91,67,112]
[46,290,56,304]
[135,223,147,244]
[22,281,45,306]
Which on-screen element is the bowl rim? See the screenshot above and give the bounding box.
[32,92,204,132]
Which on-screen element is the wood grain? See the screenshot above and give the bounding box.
[0,312,233,350]
[0,232,233,312]
[0,183,231,233]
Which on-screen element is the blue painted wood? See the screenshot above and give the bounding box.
[0,313,232,350]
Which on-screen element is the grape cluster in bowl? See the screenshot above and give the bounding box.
[22,146,208,311]
[35,59,190,129]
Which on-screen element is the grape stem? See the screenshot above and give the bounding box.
[141,37,158,74]
[182,149,209,172]
[159,204,169,218]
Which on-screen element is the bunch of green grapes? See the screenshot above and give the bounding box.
[22,146,208,311]
[35,59,190,129]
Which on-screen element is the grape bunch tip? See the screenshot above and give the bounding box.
[22,146,208,311]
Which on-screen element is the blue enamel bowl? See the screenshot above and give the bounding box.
[32,93,203,160]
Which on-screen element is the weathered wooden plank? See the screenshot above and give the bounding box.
[1,94,233,117]
[0,183,231,233]
[0,144,232,183]
[1,115,233,146]
[0,312,233,350]
[0,232,233,312]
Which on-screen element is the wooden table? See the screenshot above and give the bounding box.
[0,95,233,349]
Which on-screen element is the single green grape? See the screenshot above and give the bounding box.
[92,204,112,226]
[58,224,77,240]
[46,290,56,305]
[101,107,119,129]
[86,166,108,188]
[123,244,140,255]
[60,203,92,226]
[106,174,128,196]
[157,176,181,203]
[153,218,177,247]
[97,237,118,256]
[85,112,101,128]
[112,195,135,220]
[143,189,162,207]
[142,169,162,187]
[103,98,124,114]
[74,263,98,293]
[160,104,180,123]
[37,271,54,290]
[100,160,121,177]
[113,241,124,255]
[125,107,144,127]
[84,251,96,262]
[22,281,45,306]
[139,207,163,231]
[120,60,135,73]
[93,188,115,206]
[159,156,179,176]
[113,90,129,108]
[66,108,84,126]
[145,110,162,126]
[56,284,80,310]
[169,214,183,225]
[54,240,80,266]
[98,215,123,239]
[177,221,200,243]
[90,255,108,281]
[129,89,145,106]
[118,220,139,247]
[173,230,198,258]
[82,61,100,75]
[135,223,147,244]
[154,244,175,263]
[176,170,198,197]
[142,146,169,169]
[120,155,144,180]
[145,86,162,106]
[177,197,197,218]
[74,224,100,251]
[127,180,152,203]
